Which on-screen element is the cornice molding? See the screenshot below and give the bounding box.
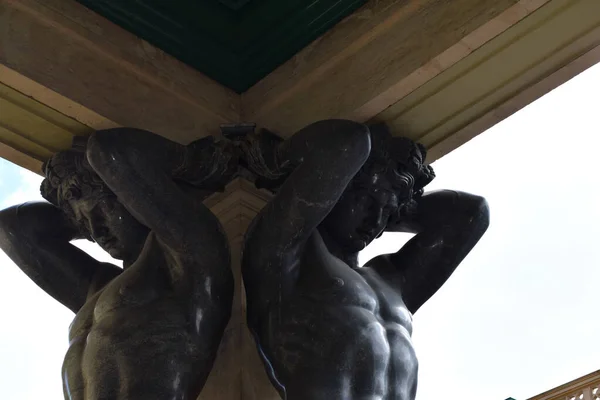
[2,0,600,172]
[0,65,117,131]
[0,0,239,143]
[242,0,548,135]
[376,0,600,161]
[0,81,91,172]
[527,370,600,400]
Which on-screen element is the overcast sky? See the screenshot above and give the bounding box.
[1,63,599,399]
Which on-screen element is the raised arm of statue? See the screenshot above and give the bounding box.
[240,121,488,400]
[1,129,240,399]
[86,128,236,261]
[241,119,371,328]
[359,124,489,313]
[0,201,121,313]
[376,190,490,313]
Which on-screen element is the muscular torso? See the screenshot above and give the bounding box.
[256,233,418,400]
[62,233,226,400]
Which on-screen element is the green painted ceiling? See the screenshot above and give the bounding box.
[76,0,367,93]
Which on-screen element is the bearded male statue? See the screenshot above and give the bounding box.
[0,128,237,399]
[242,120,490,400]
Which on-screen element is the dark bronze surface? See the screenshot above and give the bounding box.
[0,122,489,400]
[242,120,490,400]
[0,128,237,400]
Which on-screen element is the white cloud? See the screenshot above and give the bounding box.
[0,168,44,209]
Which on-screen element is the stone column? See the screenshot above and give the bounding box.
[199,179,280,400]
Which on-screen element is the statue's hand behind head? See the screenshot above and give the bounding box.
[176,136,240,192]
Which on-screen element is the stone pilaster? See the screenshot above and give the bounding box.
[201,178,280,400]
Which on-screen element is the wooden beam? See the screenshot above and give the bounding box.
[0,0,240,143]
[375,0,600,161]
[242,0,544,135]
[0,81,91,173]
[425,43,600,162]
[242,0,600,165]
[2,0,598,174]
[0,141,42,174]
[0,65,117,131]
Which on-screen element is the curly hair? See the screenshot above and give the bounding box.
[242,122,435,199]
[350,123,435,198]
[40,149,114,238]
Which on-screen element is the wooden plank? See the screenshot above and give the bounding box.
[375,0,600,161]
[242,0,546,136]
[0,65,117,131]
[426,40,600,162]
[2,0,595,182]
[0,141,42,174]
[0,0,240,143]
[0,81,92,171]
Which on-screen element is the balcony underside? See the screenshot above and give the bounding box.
[1,0,599,174]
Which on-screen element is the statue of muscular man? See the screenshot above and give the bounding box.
[242,120,490,400]
[0,128,236,399]
[0,119,489,400]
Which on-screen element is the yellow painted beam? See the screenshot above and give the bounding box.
[0,65,117,131]
[242,0,543,135]
[1,0,599,174]
[375,0,600,161]
[0,0,240,143]
[0,141,43,173]
[0,82,92,173]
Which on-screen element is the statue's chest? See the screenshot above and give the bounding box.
[68,267,169,342]
[297,239,379,312]
[68,292,101,342]
[359,268,413,331]
[95,258,170,323]
[69,238,172,340]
